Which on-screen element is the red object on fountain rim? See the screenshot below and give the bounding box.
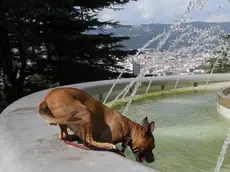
[64,140,126,157]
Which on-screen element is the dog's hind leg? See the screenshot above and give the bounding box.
[39,100,118,151]
[38,100,81,125]
[54,110,118,151]
[43,109,118,150]
[58,125,69,140]
[43,112,117,150]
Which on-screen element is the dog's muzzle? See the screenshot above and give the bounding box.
[134,151,155,163]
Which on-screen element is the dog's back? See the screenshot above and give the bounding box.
[41,87,110,120]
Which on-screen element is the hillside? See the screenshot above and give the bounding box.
[98,22,230,50]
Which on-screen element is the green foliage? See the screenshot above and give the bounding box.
[205,34,230,73]
[0,0,137,103]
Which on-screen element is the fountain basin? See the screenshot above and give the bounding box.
[118,90,230,172]
[217,87,230,119]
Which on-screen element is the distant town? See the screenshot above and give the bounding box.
[118,49,213,76]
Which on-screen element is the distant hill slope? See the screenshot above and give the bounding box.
[90,22,230,50]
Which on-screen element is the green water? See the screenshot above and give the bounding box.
[117,91,230,172]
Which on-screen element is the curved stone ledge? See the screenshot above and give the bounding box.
[217,87,230,119]
[2,73,230,172]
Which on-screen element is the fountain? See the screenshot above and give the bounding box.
[102,0,230,171]
[1,0,230,172]
[214,128,230,172]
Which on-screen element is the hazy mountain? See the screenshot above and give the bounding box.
[92,22,230,50]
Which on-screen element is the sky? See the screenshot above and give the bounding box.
[99,0,230,25]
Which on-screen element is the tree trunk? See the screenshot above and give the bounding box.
[0,34,17,103]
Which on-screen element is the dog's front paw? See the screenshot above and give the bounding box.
[107,144,118,150]
[112,144,118,150]
[109,146,126,157]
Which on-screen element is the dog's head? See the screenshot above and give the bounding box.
[130,117,155,163]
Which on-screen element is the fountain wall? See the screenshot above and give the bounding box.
[217,87,230,119]
[1,73,230,172]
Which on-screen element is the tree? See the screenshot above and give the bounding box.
[206,34,230,73]
[0,0,137,104]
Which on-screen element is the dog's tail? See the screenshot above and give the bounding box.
[38,101,73,125]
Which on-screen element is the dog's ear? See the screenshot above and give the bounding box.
[142,117,149,130]
[142,117,155,133]
[148,121,155,133]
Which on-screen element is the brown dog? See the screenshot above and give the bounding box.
[38,87,155,163]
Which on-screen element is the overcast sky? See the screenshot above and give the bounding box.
[99,0,230,25]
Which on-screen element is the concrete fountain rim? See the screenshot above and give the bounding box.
[217,86,230,119]
[1,74,230,172]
